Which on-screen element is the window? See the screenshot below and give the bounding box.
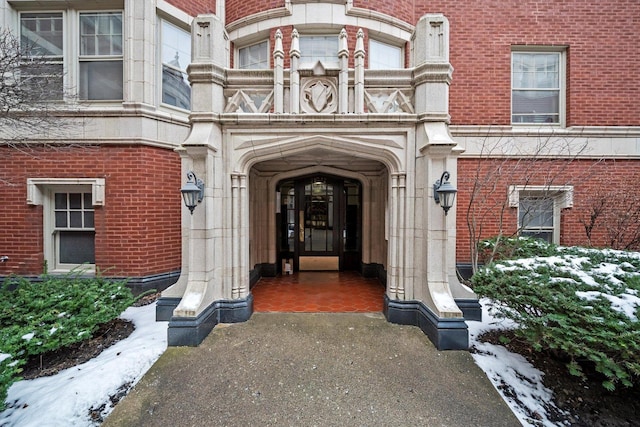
[19,13,64,100]
[54,192,95,266]
[299,36,339,66]
[161,20,191,109]
[518,196,555,243]
[27,178,105,273]
[369,39,403,69]
[509,185,573,244]
[512,51,563,124]
[79,12,123,100]
[238,40,268,69]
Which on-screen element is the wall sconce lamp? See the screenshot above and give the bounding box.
[181,171,204,215]
[433,171,457,215]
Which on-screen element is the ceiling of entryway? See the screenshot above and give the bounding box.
[251,147,387,174]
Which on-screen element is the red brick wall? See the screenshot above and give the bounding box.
[353,0,414,25]
[417,0,640,126]
[456,158,640,263]
[224,0,639,126]
[226,0,285,25]
[0,145,181,278]
[164,0,215,17]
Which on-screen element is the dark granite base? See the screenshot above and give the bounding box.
[455,298,482,321]
[166,295,253,347]
[383,295,469,350]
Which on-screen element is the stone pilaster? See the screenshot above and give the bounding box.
[158,15,252,346]
[273,29,284,113]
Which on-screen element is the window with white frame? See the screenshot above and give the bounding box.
[509,185,573,244]
[79,11,123,100]
[238,40,269,69]
[17,9,124,102]
[19,12,64,100]
[161,20,191,109]
[299,36,339,66]
[27,178,105,273]
[369,39,403,69]
[511,50,563,124]
[53,191,95,267]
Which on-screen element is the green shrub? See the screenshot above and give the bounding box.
[478,235,559,264]
[0,272,134,411]
[472,243,640,390]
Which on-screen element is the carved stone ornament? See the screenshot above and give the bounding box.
[300,78,338,113]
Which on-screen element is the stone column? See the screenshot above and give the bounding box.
[338,28,349,114]
[385,14,473,350]
[273,29,284,113]
[158,15,252,346]
[354,29,365,114]
[123,0,155,106]
[290,29,300,114]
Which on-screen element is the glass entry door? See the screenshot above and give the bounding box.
[300,178,337,255]
[278,175,361,272]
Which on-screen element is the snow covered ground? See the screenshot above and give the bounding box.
[5,248,638,427]
[0,299,555,427]
[0,304,168,427]
[468,301,569,427]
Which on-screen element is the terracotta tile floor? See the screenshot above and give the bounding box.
[252,271,385,313]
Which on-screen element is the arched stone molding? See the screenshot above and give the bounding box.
[227,1,414,48]
[232,131,406,175]
[234,130,407,299]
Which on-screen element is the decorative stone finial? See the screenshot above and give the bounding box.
[290,28,300,58]
[338,28,349,58]
[274,29,284,59]
[355,28,365,58]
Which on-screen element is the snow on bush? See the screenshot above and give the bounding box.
[472,238,640,391]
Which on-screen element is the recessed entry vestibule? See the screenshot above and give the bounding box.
[277,175,362,273]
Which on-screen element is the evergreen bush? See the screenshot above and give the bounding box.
[472,239,640,390]
[0,272,133,411]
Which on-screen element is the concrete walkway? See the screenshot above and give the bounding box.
[104,313,520,426]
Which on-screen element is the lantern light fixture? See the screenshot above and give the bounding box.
[181,171,204,214]
[433,171,457,215]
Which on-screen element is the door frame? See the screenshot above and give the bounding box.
[277,173,361,272]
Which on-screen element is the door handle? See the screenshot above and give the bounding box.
[299,210,304,243]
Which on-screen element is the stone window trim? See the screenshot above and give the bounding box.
[508,185,573,210]
[27,178,106,206]
[509,185,573,245]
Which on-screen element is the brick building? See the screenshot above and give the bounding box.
[1,0,638,350]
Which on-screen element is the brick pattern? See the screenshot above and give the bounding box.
[0,145,181,277]
[455,158,640,262]
[164,0,215,17]
[353,0,414,25]
[221,0,638,126]
[417,0,640,126]
[225,0,285,25]
[253,271,385,312]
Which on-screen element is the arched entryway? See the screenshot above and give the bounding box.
[277,174,361,273]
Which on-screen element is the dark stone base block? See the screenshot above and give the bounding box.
[383,295,469,350]
[126,271,181,295]
[156,297,181,321]
[166,295,254,347]
[455,298,482,321]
